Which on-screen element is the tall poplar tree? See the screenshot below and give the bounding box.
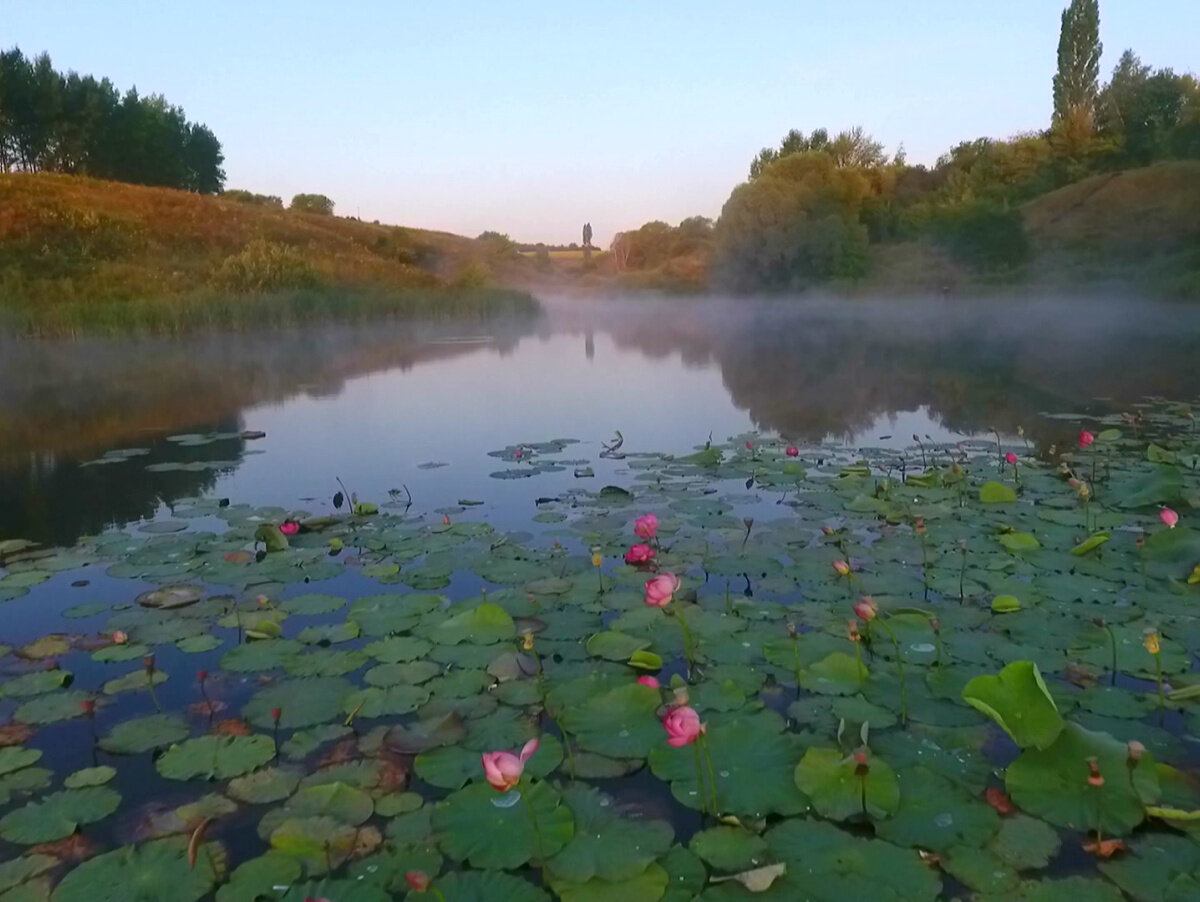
[1052,0,1102,124]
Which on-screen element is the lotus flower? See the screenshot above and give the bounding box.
[1160,507,1179,529]
[1079,430,1095,448]
[786,445,799,457]
[405,871,431,892]
[624,543,656,564]
[853,597,878,622]
[279,520,300,536]
[482,738,539,791]
[1005,452,1018,465]
[637,675,661,689]
[662,705,704,747]
[634,513,659,540]
[271,707,282,722]
[80,698,96,716]
[1143,630,1161,655]
[832,560,851,576]
[111,630,128,645]
[644,573,680,607]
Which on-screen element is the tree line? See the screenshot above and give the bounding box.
[612,0,1200,291]
[0,46,225,193]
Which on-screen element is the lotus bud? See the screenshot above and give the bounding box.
[80,698,96,717]
[521,631,534,651]
[197,670,208,683]
[853,597,878,622]
[405,871,431,892]
[143,655,156,676]
[111,630,128,645]
[1005,452,1018,465]
[1126,741,1146,767]
[1143,629,1161,655]
[786,622,798,638]
[271,707,282,723]
[847,620,861,643]
[591,552,603,568]
[1160,507,1179,529]
[930,618,940,635]
[854,748,870,776]
[913,517,926,535]
[832,560,851,576]
[821,526,836,537]
[1086,757,1104,787]
[671,685,690,707]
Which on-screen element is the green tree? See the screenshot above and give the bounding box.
[290,193,335,215]
[1052,0,1102,126]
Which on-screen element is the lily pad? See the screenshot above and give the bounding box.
[962,661,1063,749]
[433,780,575,869]
[50,837,218,902]
[0,787,121,844]
[156,735,275,781]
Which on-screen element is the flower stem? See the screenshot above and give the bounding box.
[691,740,710,817]
[431,889,448,902]
[1102,622,1118,687]
[1154,650,1165,724]
[699,732,719,816]
[878,618,908,727]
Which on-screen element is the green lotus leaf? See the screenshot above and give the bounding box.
[800,652,868,695]
[1006,722,1160,835]
[282,781,373,825]
[176,793,237,824]
[254,524,289,552]
[227,767,302,804]
[0,854,55,895]
[176,635,222,653]
[280,593,346,615]
[1113,464,1184,509]
[987,814,1061,870]
[0,787,121,844]
[0,767,52,807]
[156,735,275,781]
[961,660,1062,749]
[874,766,999,851]
[428,602,516,645]
[99,713,189,754]
[990,594,1021,613]
[363,635,433,662]
[546,784,674,883]
[433,779,574,869]
[243,677,354,729]
[343,681,432,719]
[585,631,651,661]
[979,482,1017,504]
[649,711,808,818]
[13,690,91,725]
[432,870,551,902]
[349,593,442,637]
[50,837,218,902]
[688,825,768,873]
[220,638,304,673]
[0,748,42,777]
[1098,831,1200,901]
[214,852,303,902]
[268,815,357,875]
[558,682,663,758]
[793,747,899,821]
[996,532,1040,552]
[550,863,670,902]
[1070,532,1110,555]
[1,670,71,698]
[101,667,168,695]
[62,766,116,788]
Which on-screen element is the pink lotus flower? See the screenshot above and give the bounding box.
[279,520,300,536]
[624,543,656,564]
[832,560,851,576]
[634,513,659,540]
[745,441,754,450]
[786,446,799,457]
[1079,430,1095,448]
[1160,507,1179,529]
[482,738,539,792]
[853,597,878,622]
[405,871,431,892]
[644,573,680,607]
[1005,452,1018,465]
[111,630,128,645]
[662,705,704,747]
[637,675,661,689]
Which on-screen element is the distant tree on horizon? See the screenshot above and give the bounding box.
[0,46,224,192]
[289,193,335,215]
[1052,0,1102,127]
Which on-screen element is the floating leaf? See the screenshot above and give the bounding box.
[793,747,899,821]
[0,787,120,844]
[979,482,1017,504]
[156,735,275,781]
[962,661,1062,749]
[50,837,219,902]
[433,780,575,869]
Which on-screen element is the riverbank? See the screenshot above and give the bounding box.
[0,173,541,336]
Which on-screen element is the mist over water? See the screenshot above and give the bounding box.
[3,292,1200,545]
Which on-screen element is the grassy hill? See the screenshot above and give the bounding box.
[0,174,539,335]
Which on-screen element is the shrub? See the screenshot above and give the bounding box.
[222,190,283,208]
[929,201,1030,271]
[216,240,320,292]
[289,193,335,215]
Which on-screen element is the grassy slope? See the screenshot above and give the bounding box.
[858,161,1200,296]
[0,173,539,333]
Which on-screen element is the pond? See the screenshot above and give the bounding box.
[2,295,1200,901]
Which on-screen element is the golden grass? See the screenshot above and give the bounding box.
[0,173,539,333]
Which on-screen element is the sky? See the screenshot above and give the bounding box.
[6,1,1199,244]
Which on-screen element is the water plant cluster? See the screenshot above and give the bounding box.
[0,401,1199,900]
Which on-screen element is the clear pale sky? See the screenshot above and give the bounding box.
[6,1,1198,244]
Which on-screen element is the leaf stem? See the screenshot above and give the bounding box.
[878,618,908,727]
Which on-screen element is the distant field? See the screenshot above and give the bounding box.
[520,249,605,260]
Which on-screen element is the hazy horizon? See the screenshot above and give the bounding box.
[6,0,1199,244]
